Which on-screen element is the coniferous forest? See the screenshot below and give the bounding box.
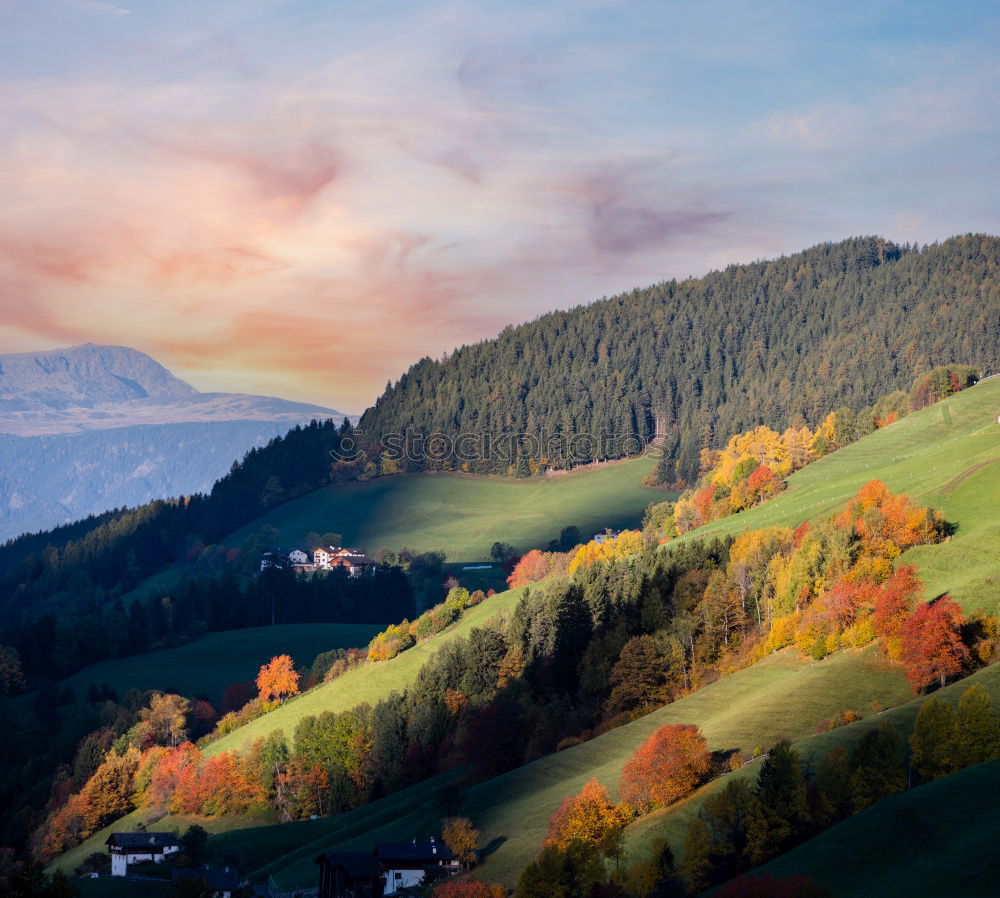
[360,235,1000,482]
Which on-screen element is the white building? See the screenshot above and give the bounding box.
[313,546,336,569]
[375,839,460,895]
[106,832,181,876]
[288,548,309,565]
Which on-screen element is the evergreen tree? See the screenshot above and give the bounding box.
[753,739,808,856]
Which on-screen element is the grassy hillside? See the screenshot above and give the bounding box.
[203,585,529,757]
[49,810,272,878]
[749,760,1000,897]
[623,659,1000,874]
[265,648,912,890]
[684,376,1000,612]
[50,381,1000,887]
[48,589,530,874]
[61,623,381,704]
[224,454,660,560]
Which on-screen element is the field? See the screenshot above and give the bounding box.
[223,454,662,560]
[683,376,1000,613]
[749,759,1000,897]
[60,623,382,704]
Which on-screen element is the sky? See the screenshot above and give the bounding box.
[1,0,998,412]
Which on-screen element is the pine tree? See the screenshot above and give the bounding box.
[754,739,808,855]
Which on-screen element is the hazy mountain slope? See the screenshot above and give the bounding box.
[0,342,194,411]
[0,422,316,539]
[0,344,353,539]
[0,343,346,435]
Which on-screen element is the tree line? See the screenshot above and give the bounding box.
[359,235,999,483]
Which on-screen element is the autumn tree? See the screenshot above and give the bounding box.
[140,693,191,746]
[257,654,301,702]
[900,597,969,691]
[78,747,141,833]
[274,757,330,820]
[871,565,922,656]
[619,724,711,812]
[507,550,551,588]
[544,778,630,861]
[442,817,480,869]
[909,697,957,781]
[604,635,667,717]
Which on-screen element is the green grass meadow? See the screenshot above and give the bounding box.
[224,454,662,560]
[61,623,382,705]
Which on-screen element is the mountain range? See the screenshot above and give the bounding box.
[0,344,352,540]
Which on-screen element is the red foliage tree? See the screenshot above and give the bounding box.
[872,565,923,644]
[619,724,712,812]
[900,596,969,691]
[256,655,301,702]
[747,464,774,493]
[693,486,715,526]
[507,550,550,588]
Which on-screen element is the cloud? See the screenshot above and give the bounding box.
[2,1,996,409]
[65,0,132,19]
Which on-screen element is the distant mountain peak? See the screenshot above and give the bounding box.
[0,343,196,409]
[0,343,353,435]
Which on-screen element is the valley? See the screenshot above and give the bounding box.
[43,376,1000,895]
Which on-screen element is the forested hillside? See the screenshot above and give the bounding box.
[360,235,1000,482]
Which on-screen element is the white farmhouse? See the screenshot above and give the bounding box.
[106,832,181,876]
[314,546,335,569]
[288,548,309,565]
[375,839,460,894]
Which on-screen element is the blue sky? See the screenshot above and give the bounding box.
[1,0,997,408]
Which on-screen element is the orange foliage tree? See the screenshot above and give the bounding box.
[78,746,141,832]
[619,724,712,812]
[257,654,301,702]
[544,778,631,857]
[507,550,550,588]
[900,596,969,691]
